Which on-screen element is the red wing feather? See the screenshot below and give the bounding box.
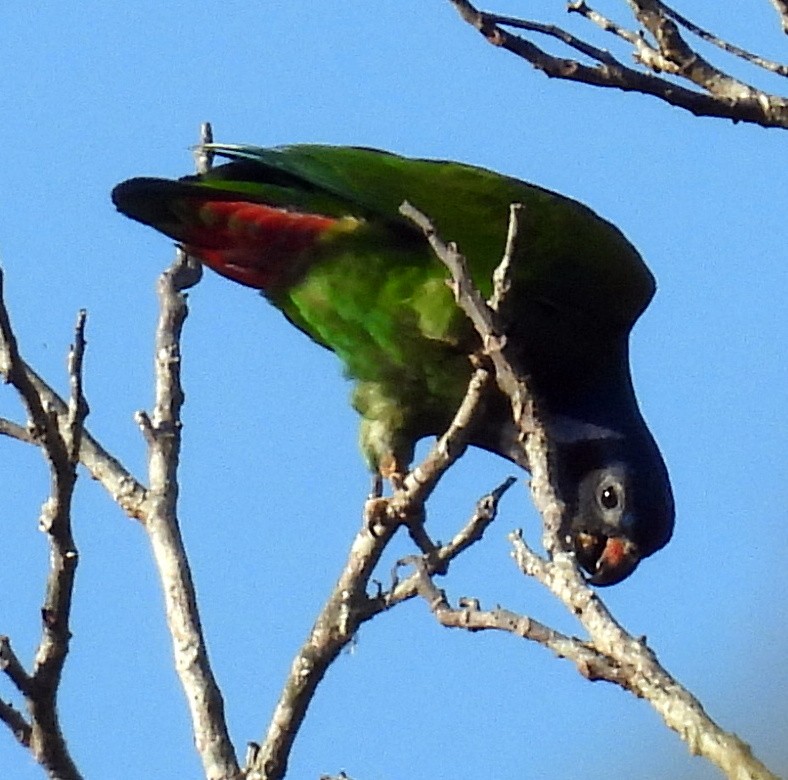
[183,200,338,289]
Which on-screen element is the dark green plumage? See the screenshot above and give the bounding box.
[112,144,674,584]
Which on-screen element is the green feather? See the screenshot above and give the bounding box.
[112,143,674,585]
[113,144,653,470]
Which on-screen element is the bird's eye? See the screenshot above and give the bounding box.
[600,485,620,510]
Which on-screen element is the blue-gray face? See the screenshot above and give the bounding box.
[560,440,675,586]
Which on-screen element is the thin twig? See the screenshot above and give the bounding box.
[0,417,36,444]
[65,311,88,462]
[569,1,674,55]
[370,476,517,613]
[0,698,32,748]
[486,13,624,66]
[399,200,535,465]
[624,0,768,100]
[659,0,787,75]
[405,556,631,683]
[391,366,493,503]
[0,269,59,443]
[248,504,397,780]
[489,202,523,312]
[572,1,788,76]
[0,352,150,520]
[26,313,87,780]
[0,636,32,693]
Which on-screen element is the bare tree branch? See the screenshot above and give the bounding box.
[26,312,87,780]
[510,530,779,780]
[405,556,632,683]
[131,123,240,780]
[375,476,516,612]
[0,284,85,779]
[0,358,150,520]
[0,417,37,444]
[446,0,788,128]
[400,200,535,466]
[401,200,781,780]
[248,501,398,780]
[0,695,32,748]
[658,1,788,75]
[771,0,788,34]
[1,124,236,779]
[623,0,770,98]
[0,636,32,694]
[137,246,239,780]
[247,362,510,780]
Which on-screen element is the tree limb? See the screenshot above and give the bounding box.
[0,417,36,444]
[0,359,150,520]
[401,199,780,780]
[132,123,240,780]
[657,1,788,75]
[771,0,788,34]
[0,282,85,779]
[247,363,511,780]
[446,0,788,128]
[1,124,243,780]
[510,531,779,780]
[136,245,239,780]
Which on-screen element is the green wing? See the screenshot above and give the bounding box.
[202,143,655,330]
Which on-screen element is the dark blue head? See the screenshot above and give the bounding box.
[556,432,674,585]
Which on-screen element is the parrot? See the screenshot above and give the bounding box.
[111,144,674,585]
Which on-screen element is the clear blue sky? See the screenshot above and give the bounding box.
[1,2,786,778]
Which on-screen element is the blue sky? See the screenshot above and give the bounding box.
[1,2,786,778]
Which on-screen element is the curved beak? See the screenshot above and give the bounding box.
[586,536,640,586]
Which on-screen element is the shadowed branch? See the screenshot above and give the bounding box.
[446,0,788,128]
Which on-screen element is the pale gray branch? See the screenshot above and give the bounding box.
[0,281,85,779]
[373,475,517,612]
[0,417,36,444]
[136,123,240,780]
[624,0,769,99]
[510,534,778,780]
[0,697,31,748]
[0,346,151,519]
[248,503,397,780]
[405,555,631,683]
[402,202,780,779]
[248,358,508,780]
[771,0,788,34]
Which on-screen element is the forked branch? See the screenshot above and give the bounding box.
[446,0,788,128]
[401,200,779,780]
[246,364,515,780]
[0,277,86,779]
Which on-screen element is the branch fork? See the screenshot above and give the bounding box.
[1,118,781,780]
[448,0,788,128]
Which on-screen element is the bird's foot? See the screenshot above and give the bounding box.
[378,453,406,492]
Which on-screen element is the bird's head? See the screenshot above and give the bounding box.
[557,436,674,586]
